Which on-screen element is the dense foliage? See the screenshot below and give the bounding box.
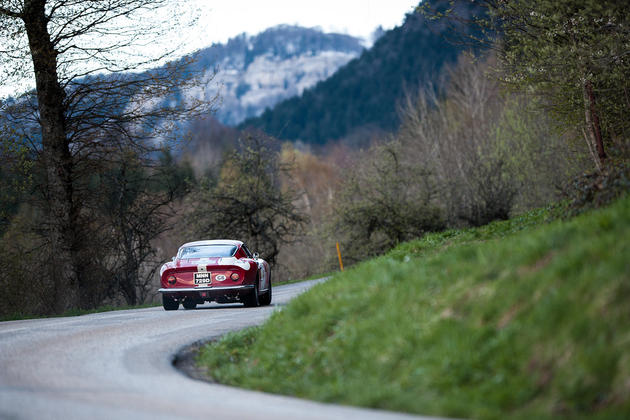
[0,149,193,316]
[322,52,584,263]
[0,128,32,233]
[490,0,630,165]
[330,141,445,263]
[421,0,630,166]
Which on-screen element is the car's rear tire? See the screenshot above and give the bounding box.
[243,277,260,307]
[162,294,179,311]
[182,298,197,310]
[259,272,272,306]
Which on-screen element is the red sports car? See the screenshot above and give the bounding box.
[158,240,271,310]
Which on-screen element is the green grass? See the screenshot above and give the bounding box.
[197,196,630,419]
[0,302,160,322]
[276,270,335,285]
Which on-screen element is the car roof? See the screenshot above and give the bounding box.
[179,239,243,248]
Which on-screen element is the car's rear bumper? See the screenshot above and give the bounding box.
[158,285,254,294]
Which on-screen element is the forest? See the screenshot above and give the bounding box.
[0,0,628,318]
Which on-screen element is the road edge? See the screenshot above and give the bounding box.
[172,278,330,384]
[172,338,220,383]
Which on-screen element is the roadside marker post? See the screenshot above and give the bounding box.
[336,242,344,271]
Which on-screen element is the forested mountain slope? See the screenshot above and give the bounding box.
[239,1,482,144]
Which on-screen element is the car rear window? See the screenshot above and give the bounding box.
[178,245,237,258]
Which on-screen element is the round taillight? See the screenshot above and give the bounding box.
[230,272,240,281]
[167,275,176,285]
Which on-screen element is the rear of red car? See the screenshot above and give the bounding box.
[159,260,256,309]
[158,240,272,310]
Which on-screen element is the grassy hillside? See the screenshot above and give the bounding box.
[198,196,630,419]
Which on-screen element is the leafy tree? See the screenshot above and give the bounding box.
[490,0,629,165]
[186,134,307,266]
[0,1,212,312]
[422,0,630,166]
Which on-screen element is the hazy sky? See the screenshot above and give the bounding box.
[0,1,419,97]
[188,0,419,47]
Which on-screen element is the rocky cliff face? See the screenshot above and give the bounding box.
[190,25,364,125]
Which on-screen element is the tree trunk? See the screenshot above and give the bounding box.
[584,80,607,164]
[23,0,80,312]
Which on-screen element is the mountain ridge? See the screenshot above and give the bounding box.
[239,1,483,145]
[185,25,365,126]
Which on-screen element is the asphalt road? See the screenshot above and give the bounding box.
[0,280,442,420]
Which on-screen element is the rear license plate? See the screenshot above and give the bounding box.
[194,272,211,285]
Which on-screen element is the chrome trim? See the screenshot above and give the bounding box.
[158,285,255,293]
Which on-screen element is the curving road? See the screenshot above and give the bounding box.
[0,280,441,420]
